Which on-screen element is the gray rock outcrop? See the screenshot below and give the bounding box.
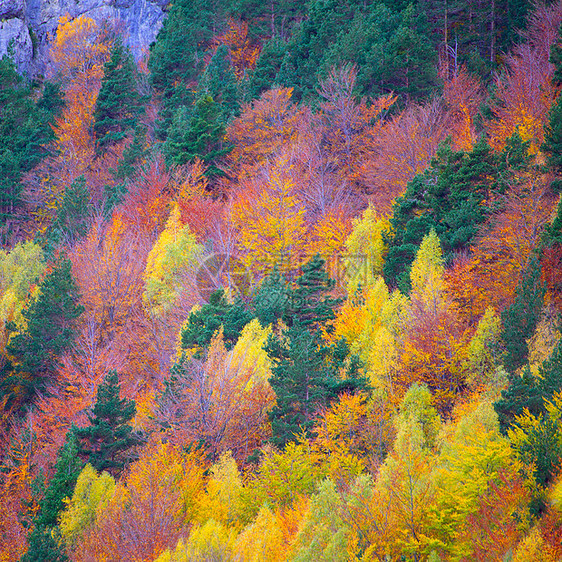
[0,0,169,76]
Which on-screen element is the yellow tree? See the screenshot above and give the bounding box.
[196,451,244,528]
[430,402,518,559]
[343,206,390,295]
[230,157,307,279]
[144,203,204,317]
[0,242,45,335]
[59,464,116,550]
[401,231,467,413]
[77,441,207,562]
[375,384,442,559]
[234,504,287,562]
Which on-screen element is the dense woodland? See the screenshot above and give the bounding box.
[4,0,562,559]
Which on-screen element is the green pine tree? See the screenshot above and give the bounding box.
[2,258,83,413]
[266,325,332,447]
[180,289,254,354]
[500,255,545,375]
[148,0,224,139]
[45,176,92,251]
[0,56,60,235]
[495,335,562,434]
[74,371,142,475]
[93,39,144,152]
[247,37,288,100]
[265,256,365,448]
[199,45,241,121]
[164,94,232,177]
[383,133,529,292]
[285,254,342,329]
[252,267,290,327]
[543,23,562,192]
[22,433,83,562]
[103,124,148,217]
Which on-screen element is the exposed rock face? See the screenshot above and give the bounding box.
[0,18,33,70]
[0,0,169,75]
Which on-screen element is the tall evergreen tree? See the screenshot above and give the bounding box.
[148,0,224,138]
[1,258,83,413]
[275,0,370,101]
[322,3,439,103]
[74,371,142,475]
[265,256,365,447]
[247,37,288,100]
[500,255,545,375]
[93,39,144,152]
[45,176,92,251]
[0,56,60,235]
[543,23,562,192]
[495,338,562,434]
[284,254,342,328]
[199,45,241,121]
[164,94,232,177]
[22,433,83,562]
[383,133,529,292]
[180,289,254,354]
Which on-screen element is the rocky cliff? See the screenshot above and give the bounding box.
[0,0,169,75]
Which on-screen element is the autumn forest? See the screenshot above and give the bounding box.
[3,0,562,559]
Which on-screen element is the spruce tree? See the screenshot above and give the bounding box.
[74,371,142,475]
[285,254,342,328]
[383,134,529,291]
[266,325,331,447]
[46,176,92,250]
[93,39,144,152]
[252,267,290,327]
[164,94,231,177]
[500,255,545,375]
[247,37,288,100]
[148,0,222,139]
[495,335,562,434]
[543,23,562,192]
[199,45,241,122]
[265,256,365,447]
[22,433,83,562]
[0,56,59,231]
[2,258,83,412]
[180,289,254,354]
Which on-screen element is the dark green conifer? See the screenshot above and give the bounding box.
[247,37,288,100]
[500,255,545,375]
[75,371,142,475]
[383,133,529,291]
[46,176,92,249]
[199,45,241,121]
[265,256,365,448]
[164,94,231,177]
[148,0,221,138]
[93,39,144,152]
[180,289,253,353]
[543,24,562,192]
[0,56,58,232]
[495,336,562,434]
[2,258,83,412]
[285,254,342,328]
[22,433,82,562]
